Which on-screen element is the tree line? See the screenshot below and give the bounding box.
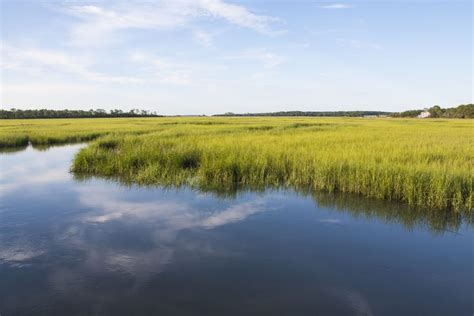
[1,104,472,119]
[215,111,392,117]
[392,104,474,118]
[216,104,473,118]
[0,108,161,119]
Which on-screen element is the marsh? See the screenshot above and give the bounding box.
[0,144,471,315]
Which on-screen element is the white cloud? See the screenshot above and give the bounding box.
[1,43,142,83]
[2,43,214,86]
[320,4,353,9]
[128,50,231,86]
[66,2,191,45]
[129,52,196,85]
[64,0,281,46]
[198,0,279,34]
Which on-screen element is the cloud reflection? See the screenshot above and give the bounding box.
[0,246,45,265]
[202,201,265,228]
[43,184,272,283]
[0,145,79,197]
[0,144,273,288]
[77,185,267,230]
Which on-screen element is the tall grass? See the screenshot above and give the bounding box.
[0,118,170,147]
[62,117,473,212]
[1,117,472,211]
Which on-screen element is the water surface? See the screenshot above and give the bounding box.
[0,145,472,315]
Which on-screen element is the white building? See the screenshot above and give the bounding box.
[417,110,431,118]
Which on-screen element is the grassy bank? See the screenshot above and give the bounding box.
[1,117,472,211]
[0,118,173,148]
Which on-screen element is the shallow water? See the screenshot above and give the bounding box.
[0,145,472,315]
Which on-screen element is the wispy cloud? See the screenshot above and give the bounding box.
[2,42,221,86]
[198,0,280,34]
[2,40,235,87]
[129,51,211,85]
[320,3,353,9]
[1,43,142,83]
[63,0,282,46]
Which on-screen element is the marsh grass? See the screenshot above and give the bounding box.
[0,118,172,147]
[1,117,472,211]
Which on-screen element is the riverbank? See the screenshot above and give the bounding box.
[1,117,472,211]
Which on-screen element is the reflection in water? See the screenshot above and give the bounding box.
[0,144,28,154]
[307,191,470,234]
[0,145,472,315]
[64,184,270,282]
[75,173,471,235]
[6,144,472,234]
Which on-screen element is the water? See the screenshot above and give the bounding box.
[0,145,472,315]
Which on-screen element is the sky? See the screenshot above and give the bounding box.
[1,0,472,115]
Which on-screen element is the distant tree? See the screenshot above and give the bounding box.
[0,108,161,119]
[428,105,443,118]
[215,110,393,117]
[391,104,473,118]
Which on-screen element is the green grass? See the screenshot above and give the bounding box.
[0,118,170,147]
[1,117,472,211]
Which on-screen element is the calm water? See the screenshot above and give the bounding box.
[0,145,472,315]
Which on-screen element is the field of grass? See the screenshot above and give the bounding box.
[1,117,472,211]
[0,118,171,148]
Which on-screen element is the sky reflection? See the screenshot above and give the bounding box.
[0,145,472,315]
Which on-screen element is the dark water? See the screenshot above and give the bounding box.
[0,145,472,316]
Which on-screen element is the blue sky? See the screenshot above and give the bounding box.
[1,0,472,115]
